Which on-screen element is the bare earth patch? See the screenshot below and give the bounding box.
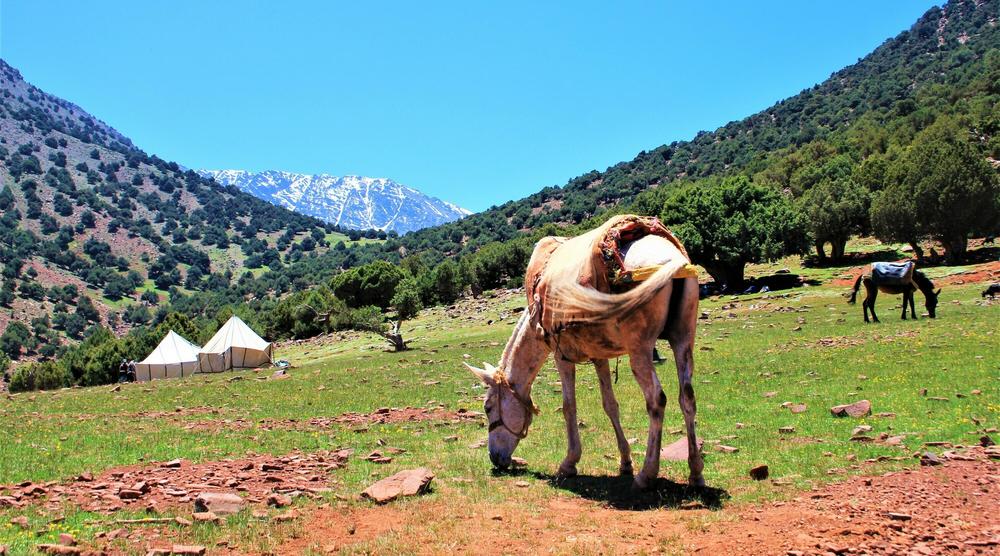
[0,450,350,515]
[182,407,483,433]
[276,447,998,555]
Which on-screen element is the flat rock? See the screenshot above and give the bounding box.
[717,445,739,454]
[361,467,435,504]
[749,464,769,481]
[171,546,207,556]
[10,516,28,529]
[35,545,81,555]
[830,400,871,418]
[789,404,807,414]
[161,459,183,469]
[920,452,943,466]
[192,511,219,523]
[660,437,703,461]
[266,493,292,508]
[193,492,244,515]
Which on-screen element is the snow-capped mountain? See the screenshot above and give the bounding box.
[199,170,471,234]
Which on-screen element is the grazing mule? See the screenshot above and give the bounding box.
[464,215,704,490]
[983,283,1000,299]
[848,261,940,323]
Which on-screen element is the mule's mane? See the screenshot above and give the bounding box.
[913,270,936,295]
[497,309,530,375]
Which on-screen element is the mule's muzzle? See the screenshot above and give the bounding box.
[489,449,511,469]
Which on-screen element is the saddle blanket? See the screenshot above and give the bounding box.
[872,261,915,286]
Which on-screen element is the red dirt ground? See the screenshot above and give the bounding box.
[278,446,999,555]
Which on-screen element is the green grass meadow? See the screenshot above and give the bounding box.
[1,250,998,553]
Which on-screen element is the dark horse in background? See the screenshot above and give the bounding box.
[849,262,940,323]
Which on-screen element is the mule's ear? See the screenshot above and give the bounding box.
[483,361,497,374]
[464,363,496,386]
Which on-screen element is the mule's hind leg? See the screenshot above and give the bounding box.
[862,279,872,323]
[555,359,581,478]
[868,287,880,323]
[909,289,918,319]
[901,291,910,320]
[666,277,704,486]
[628,349,666,490]
[594,359,633,476]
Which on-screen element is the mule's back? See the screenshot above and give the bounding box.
[871,261,915,286]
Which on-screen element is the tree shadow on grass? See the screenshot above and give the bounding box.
[493,468,728,511]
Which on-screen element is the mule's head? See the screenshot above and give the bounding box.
[926,288,941,318]
[465,362,536,469]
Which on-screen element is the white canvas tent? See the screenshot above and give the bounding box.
[197,316,273,373]
[134,330,202,382]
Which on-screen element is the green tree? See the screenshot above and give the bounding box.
[330,261,405,309]
[872,118,1000,262]
[9,361,72,392]
[432,260,462,304]
[391,276,423,321]
[661,176,809,288]
[799,178,870,262]
[0,321,33,359]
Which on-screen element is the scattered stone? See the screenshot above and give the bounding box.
[749,465,769,481]
[118,489,144,500]
[175,516,192,526]
[660,437,703,461]
[192,512,219,523]
[514,481,529,488]
[763,391,777,398]
[852,425,873,435]
[35,546,81,555]
[161,459,183,469]
[443,436,459,442]
[57,534,75,546]
[778,426,795,434]
[193,492,244,516]
[886,512,912,521]
[789,404,807,414]
[980,435,995,448]
[717,445,739,454]
[361,468,435,504]
[171,545,207,556]
[273,510,299,522]
[10,516,28,529]
[830,400,871,418]
[266,493,292,508]
[920,452,943,466]
[927,396,949,402]
[511,457,528,467]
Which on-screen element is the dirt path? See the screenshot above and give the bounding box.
[282,446,999,555]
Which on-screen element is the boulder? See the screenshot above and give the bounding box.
[193,492,244,516]
[192,511,219,523]
[660,437,703,461]
[361,468,435,504]
[830,400,871,418]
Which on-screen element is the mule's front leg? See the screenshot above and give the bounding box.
[594,359,633,476]
[901,292,909,320]
[556,359,581,478]
[629,350,665,490]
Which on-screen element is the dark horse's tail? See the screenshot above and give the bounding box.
[848,274,863,304]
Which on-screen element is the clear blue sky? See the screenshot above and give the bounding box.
[1,1,938,211]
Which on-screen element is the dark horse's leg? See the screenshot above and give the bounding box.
[867,283,880,323]
[909,288,918,319]
[901,291,909,320]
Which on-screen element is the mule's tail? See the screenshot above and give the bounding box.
[544,258,692,328]
[848,274,863,304]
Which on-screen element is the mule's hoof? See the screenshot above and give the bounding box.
[619,463,634,477]
[689,475,706,487]
[631,474,651,491]
[556,464,578,479]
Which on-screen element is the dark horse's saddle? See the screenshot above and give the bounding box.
[871,261,915,286]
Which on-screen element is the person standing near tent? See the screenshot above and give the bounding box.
[118,359,129,383]
[127,360,137,382]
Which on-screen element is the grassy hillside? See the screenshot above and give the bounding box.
[0,60,382,354]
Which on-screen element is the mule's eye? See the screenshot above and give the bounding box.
[484,404,494,413]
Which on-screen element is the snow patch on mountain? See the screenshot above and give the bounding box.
[199,170,471,234]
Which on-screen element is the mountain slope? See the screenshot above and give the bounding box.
[384,0,999,255]
[0,59,344,352]
[200,170,470,234]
